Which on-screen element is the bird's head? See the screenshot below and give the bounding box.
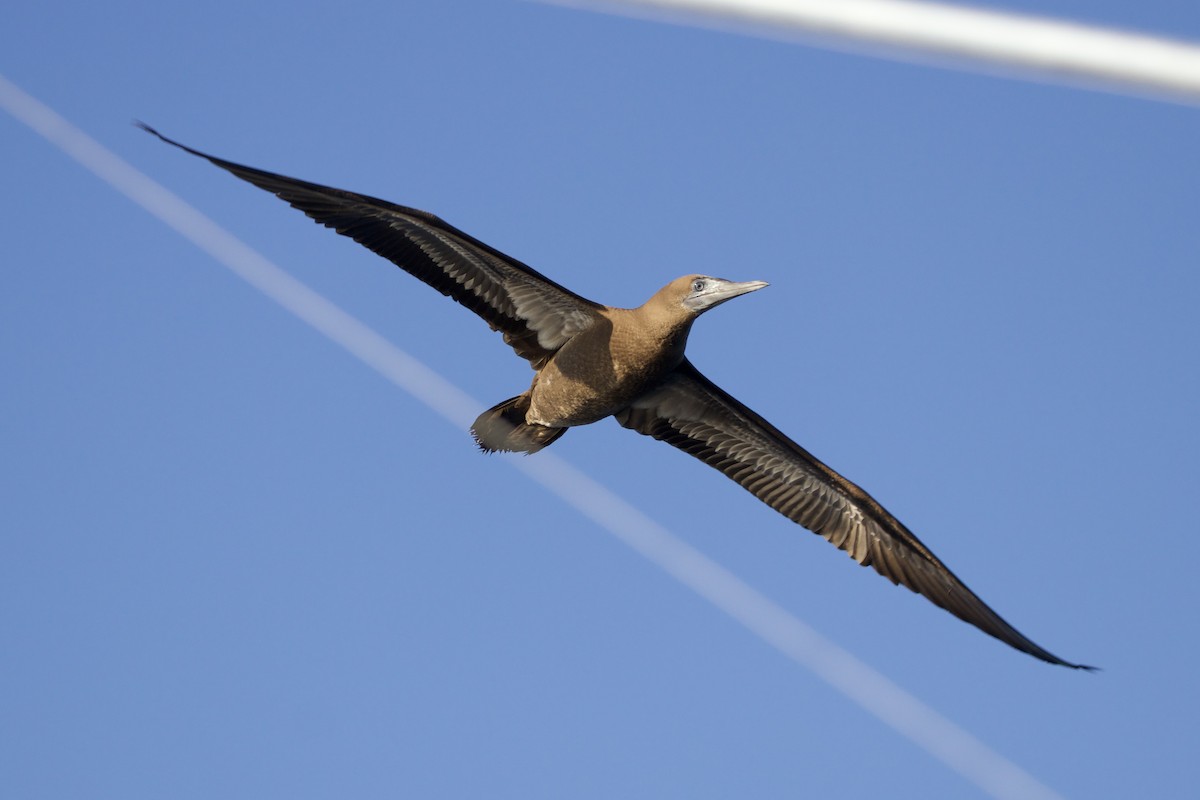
[674,274,769,314]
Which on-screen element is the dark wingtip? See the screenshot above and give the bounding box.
[134,120,173,145]
[1048,654,1099,672]
[134,121,212,162]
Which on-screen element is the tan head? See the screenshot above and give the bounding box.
[663,274,769,315]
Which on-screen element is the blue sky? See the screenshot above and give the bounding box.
[3,1,1199,797]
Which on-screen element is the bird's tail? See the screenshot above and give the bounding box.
[471,395,566,454]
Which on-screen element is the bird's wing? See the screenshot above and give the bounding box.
[616,360,1092,669]
[140,124,601,368]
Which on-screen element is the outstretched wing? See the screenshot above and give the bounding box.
[140,124,600,369]
[617,360,1093,669]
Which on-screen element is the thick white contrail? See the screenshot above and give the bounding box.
[545,0,1200,103]
[1,73,1065,800]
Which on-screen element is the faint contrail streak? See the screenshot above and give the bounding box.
[1,72,1063,800]
[542,0,1200,103]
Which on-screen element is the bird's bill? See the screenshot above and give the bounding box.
[695,279,769,310]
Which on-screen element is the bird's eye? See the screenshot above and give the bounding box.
[691,279,706,293]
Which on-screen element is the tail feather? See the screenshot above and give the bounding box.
[471,395,566,454]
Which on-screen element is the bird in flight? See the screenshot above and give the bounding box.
[140,124,1093,670]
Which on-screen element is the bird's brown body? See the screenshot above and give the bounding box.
[485,279,704,446]
[141,123,1093,670]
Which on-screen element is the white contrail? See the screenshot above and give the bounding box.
[1,73,1065,800]
[544,0,1200,103]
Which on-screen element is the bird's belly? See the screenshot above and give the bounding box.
[527,324,682,428]
[527,371,628,428]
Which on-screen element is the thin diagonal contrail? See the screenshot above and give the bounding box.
[543,0,1200,104]
[1,73,1064,800]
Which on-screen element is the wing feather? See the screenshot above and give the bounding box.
[617,360,1093,669]
[140,124,600,368]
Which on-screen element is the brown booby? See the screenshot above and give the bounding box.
[140,124,1093,670]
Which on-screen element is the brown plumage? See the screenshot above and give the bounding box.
[140,124,1093,670]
